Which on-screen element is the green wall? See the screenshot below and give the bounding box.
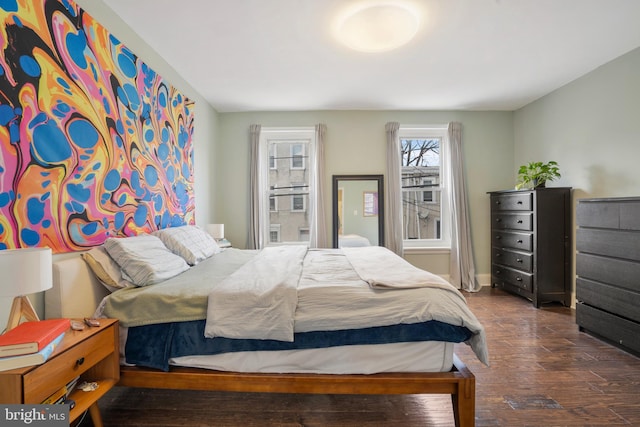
[216,110,514,277]
[514,46,640,304]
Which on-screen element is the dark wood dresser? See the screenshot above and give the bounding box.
[576,197,640,355]
[489,188,572,307]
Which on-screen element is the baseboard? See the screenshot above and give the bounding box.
[439,273,492,288]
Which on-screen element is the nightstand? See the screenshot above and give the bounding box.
[0,318,119,427]
[216,238,232,248]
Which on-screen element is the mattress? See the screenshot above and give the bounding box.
[171,341,455,374]
[122,319,472,371]
[118,325,456,374]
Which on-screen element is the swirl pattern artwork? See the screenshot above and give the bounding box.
[0,0,195,252]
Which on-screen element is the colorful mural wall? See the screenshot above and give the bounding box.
[0,0,195,252]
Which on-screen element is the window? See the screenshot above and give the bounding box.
[398,125,450,248]
[290,143,305,169]
[270,224,281,243]
[422,178,433,202]
[291,182,306,212]
[269,185,278,212]
[269,145,277,169]
[299,228,310,241]
[259,127,317,246]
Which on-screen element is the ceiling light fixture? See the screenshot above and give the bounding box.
[332,1,421,53]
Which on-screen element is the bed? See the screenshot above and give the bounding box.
[45,226,487,427]
[338,233,372,247]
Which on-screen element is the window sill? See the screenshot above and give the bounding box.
[403,246,451,255]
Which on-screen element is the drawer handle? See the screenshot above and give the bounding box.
[517,220,523,224]
[516,277,523,282]
[495,269,501,275]
[517,239,523,244]
[516,258,523,263]
[495,235,502,240]
[517,201,523,205]
[496,218,502,223]
[495,201,501,205]
[76,357,85,367]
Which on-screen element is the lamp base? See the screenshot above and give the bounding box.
[6,296,41,332]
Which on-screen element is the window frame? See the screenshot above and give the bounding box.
[398,125,451,249]
[258,127,316,247]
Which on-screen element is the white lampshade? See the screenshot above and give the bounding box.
[0,247,53,297]
[206,224,225,240]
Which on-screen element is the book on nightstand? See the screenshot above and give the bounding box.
[0,332,65,372]
[0,318,70,357]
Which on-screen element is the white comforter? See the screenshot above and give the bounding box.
[204,246,489,365]
[204,246,306,342]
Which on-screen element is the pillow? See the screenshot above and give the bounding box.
[103,235,190,286]
[81,246,134,292]
[152,225,220,265]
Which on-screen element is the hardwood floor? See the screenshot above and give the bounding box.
[83,287,640,426]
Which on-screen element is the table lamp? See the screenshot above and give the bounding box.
[0,247,53,331]
[206,224,225,241]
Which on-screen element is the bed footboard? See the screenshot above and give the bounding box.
[118,354,475,427]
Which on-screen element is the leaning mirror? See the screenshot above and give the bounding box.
[332,175,384,248]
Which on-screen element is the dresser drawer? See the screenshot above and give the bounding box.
[492,264,533,292]
[492,213,533,231]
[493,248,533,272]
[492,230,533,251]
[22,326,116,403]
[577,303,640,354]
[577,278,640,323]
[577,228,640,262]
[491,192,532,211]
[576,253,640,293]
[577,199,640,231]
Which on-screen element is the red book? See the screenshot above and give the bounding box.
[0,319,70,358]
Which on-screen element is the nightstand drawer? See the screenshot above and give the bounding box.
[22,326,116,403]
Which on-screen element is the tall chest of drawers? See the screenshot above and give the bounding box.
[489,188,571,307]
[576,197,640,355]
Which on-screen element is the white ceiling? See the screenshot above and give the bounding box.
[102,0,640,113]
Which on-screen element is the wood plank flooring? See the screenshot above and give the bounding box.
[81,287,640,426]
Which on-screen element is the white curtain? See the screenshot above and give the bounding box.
[448,122,481,292]
[385,122,404,256]
[248,123,327,249]
[310,123,328,248]
[248,124,262,249]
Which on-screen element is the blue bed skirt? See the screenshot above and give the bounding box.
[125,320,473,371]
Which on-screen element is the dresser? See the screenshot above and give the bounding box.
[576,197,640,355]
[489,188,571,307]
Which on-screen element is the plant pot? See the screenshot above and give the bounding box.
[533,179,546,189]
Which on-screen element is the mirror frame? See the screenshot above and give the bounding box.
[332,174,385,248]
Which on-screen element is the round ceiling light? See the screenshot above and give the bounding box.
[333,1,421,53]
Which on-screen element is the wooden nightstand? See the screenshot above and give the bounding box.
[0,318,119,427]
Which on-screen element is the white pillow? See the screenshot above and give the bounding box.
[103,235,190,286]
[152,225,220,265]
[81,246,134,292]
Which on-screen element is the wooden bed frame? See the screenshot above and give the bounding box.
[118,354,475,427]
[47,256,477,427]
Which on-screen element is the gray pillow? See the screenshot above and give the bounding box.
[103,235,190,286]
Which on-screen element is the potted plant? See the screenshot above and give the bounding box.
[515,161,561,190]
